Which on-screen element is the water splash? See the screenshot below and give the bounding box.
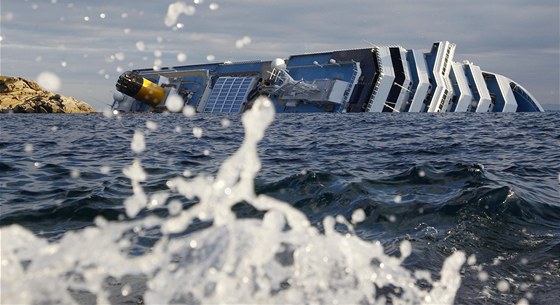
[1,97,466,304]
[164,1,196,27]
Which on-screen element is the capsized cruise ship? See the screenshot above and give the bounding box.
[112,41,544,113]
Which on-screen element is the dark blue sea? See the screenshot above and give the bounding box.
[1,110,559,304]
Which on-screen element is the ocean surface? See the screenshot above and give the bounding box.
[1,108,559,304]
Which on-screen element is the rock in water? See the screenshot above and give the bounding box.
[0,76,95,113]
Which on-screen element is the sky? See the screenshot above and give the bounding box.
[1,0,559,111]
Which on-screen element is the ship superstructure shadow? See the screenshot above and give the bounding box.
[112,41,544,113]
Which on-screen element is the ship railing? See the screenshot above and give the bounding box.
[365,76,383,112]
[340,61,361,112]
[365,48,384,112]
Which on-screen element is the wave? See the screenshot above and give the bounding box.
[257,163,560,235]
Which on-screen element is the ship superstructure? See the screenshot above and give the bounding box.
[112,41,544,113]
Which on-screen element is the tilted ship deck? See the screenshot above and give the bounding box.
[112,41,544,113]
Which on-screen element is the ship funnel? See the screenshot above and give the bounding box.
[116,71,166,108]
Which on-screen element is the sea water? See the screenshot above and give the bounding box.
[1,101,559,304]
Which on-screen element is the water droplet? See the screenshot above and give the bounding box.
[177,52,187,63]
[516,298,529,305]
[24,144,33,153]
[467,254,477,265]
[183,105,195,117]
[4,12,14,21]
[166,94,184,112]
[99,166,111,174]
[136,41,145,51]
[393,194,402,203]
[115,52,125,61]
[400,240,411,258]
[236,36,252,48]
[131,130,146,153]
[99,13,106,19]
[206,54,215,61]
[37,71,61,91]
[165,1,196,27]
[121,284,130,296]
[496,280,509,292]
[351,209,365,224]
[168,200,182,216]
[221,118,231,128]
[70,169,80,178]
[154,58,163,67]
[146,120,158,131]
[84,16,90,21]
[209,3,219,10]
[192,127,203,138]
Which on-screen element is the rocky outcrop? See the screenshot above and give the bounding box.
[0,76,95,113]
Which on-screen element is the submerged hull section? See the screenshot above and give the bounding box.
[112,41,543,113]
